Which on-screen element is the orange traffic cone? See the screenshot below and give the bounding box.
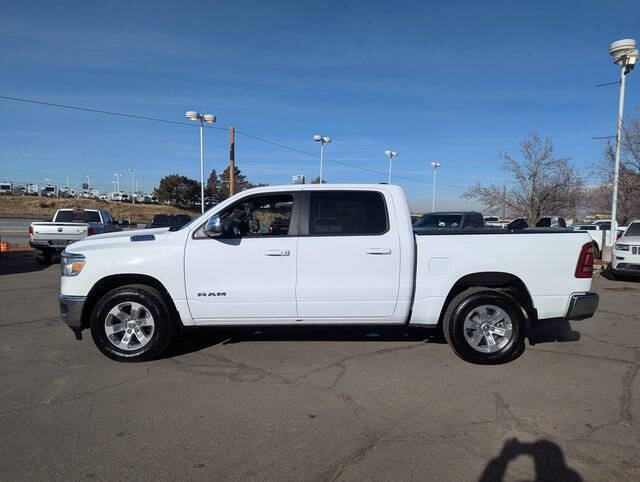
[0,241,9,253]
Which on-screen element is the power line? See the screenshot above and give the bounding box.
[0,95,226,131]
[0,94,472,189]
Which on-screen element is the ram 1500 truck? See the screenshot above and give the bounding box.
[29,208,120,263]
[58,184,599,364]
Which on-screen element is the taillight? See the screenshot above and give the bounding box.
[87,227,95,236]
[575,242,594,278]
[28,225,33,237]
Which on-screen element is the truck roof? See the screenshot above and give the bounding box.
[425,211,481,216]
[243,183,404,192]
[57,208,100,212]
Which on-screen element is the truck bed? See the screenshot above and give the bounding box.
[410,230,592,325]
[413,227,577,235]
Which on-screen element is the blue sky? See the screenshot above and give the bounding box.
[1,0,639,211]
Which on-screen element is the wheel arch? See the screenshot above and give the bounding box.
[437,271,536,327]
[81,273,182,329]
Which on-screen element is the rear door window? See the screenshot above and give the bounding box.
[308,191,388,236]
[415,214,463,228]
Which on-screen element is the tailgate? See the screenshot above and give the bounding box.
[31,223,89,247]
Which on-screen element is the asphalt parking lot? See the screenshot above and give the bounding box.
[1,253,639,481]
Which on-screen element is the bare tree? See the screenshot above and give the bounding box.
[591,113,640,225]
[463,133,583,225]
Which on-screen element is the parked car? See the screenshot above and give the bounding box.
[483,216,507,228]
[570,224,606,258]
[0,181,12,195]
[40,185,58,197]
[611,220,640,279]
[592,220,612,230]
[506,217,528,230]
[535,216,567,228]
[58,184,598,364]
[413,211,485,230]
[147,214,192,229]
[29,208,121,263]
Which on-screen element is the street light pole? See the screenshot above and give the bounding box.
[608,39,638,246]
[129,168,136,204]
[430,161,440,212]
[610,65,626,245]
[384,150,398,184]
[186,111,216,213]
[313,135,331,183]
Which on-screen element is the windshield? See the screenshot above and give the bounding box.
[55,210,101,223]
[624,222,640,237]
[415,214,463,228]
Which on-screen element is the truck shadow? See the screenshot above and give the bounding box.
[479,437,581,481]
[528,319,581,344]
[166,321,580,359]
[0,251,52,275]
[599,266,640,283]
[167,325,445,357]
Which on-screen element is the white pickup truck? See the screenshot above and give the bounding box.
[58,184,599,364]
[30,208,120,263]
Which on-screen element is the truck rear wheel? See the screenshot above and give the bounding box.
[37,249,53,265]
[443,288,525,364]
[90,284,176,362]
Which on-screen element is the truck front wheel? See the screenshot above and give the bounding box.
[443,288,525,364]
[90,284,176,362]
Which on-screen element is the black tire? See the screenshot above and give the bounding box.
[443,287,525,364]
[610,268,617,280]
[37,249,53,265]
[90,284,177,362]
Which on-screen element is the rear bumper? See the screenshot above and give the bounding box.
[59,293,86,328]
[565,292,599,321]
[29,240,64,252]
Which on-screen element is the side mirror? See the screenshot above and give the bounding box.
[204,215,223,237]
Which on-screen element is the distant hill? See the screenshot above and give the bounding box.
[0,196,196,223]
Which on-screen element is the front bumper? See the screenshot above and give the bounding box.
[59,293,86,328]
[612,262,640,277]
[565,292,599,321]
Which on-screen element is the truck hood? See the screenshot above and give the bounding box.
[619,235,640,246]
[65,227,172,253]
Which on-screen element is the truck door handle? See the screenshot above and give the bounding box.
[264,249,290,256]
[365,248,391,255]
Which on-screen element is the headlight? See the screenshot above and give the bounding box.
[614,243,629,251]
[61,252,86,276]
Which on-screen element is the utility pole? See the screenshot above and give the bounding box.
[229,126,236,196]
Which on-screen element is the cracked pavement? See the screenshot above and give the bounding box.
[1,253,639,480]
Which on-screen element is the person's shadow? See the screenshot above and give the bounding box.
[479,438,581,481]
